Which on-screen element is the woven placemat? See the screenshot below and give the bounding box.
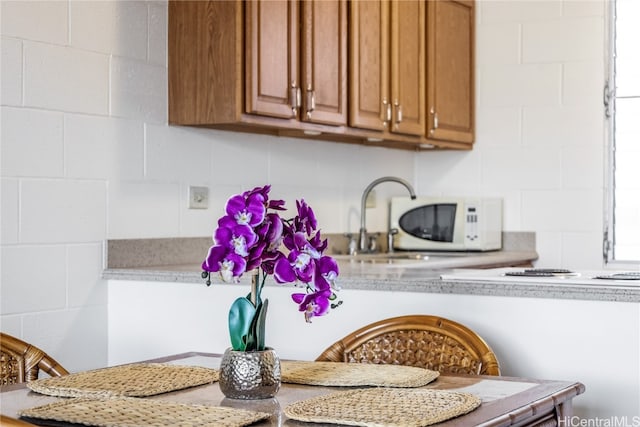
[19,396,270,427]
[281,361,439,387]
[284,388,481,427]
[27,363,219,398]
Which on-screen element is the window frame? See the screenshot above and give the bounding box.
[604,0,640,268]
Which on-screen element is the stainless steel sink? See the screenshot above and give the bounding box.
[333,252,426,261]
[332,251,465,266]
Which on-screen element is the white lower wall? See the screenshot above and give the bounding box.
[109,280,639,420]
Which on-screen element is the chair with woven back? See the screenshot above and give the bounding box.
[0,332,69,385]
[316,314,501,376]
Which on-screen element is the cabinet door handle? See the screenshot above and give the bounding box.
[382,98,392,127]
[394,100,402,126]
[290,81,301,115]
[429,107,438,134]
[306,85,315,119]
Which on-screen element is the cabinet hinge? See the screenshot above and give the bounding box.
[603,228,611,261]
[603,80,614,119]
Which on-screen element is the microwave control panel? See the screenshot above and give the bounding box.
[465,205,479,242]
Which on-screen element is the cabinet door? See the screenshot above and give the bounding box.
[427,0,474,144]
[349,0,389,131]
[390,0,426,136]
[245,0,299,119]
[169,1,243,125]
[300,0,347,126]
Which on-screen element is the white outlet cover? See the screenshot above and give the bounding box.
[188,186,209,209]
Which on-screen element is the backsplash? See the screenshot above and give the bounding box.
[106,237,211,269]
[105,232,536,269]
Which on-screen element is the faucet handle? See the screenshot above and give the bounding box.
[367,232,380,253]
[387,228,399,253]
[344,233,358,255]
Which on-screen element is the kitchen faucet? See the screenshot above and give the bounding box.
[359,176,416,253]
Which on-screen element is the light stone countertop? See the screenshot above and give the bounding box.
[102,234,640,303]
[102,249,536,284]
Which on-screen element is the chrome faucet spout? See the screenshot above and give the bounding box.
[359,176,416,252]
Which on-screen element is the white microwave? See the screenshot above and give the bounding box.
[389,197,503,251]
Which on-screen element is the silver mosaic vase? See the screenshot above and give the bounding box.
[219,347,281,399]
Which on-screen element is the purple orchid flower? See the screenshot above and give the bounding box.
[245,241,266,272]
[226,190,266,228]
[295,199,318,235]
[291,288,332,323]
[268,198,286,211]
[202,245,247,283]
[214,222,258,257]
[273,230,323,284]
[315,255,340,291]
[202,185,341,328]
[261,213,284,251]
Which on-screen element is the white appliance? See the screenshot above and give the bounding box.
[389,197,503,251]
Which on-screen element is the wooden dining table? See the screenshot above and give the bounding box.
[0,351,585,427]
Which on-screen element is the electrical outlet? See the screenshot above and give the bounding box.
[188,186,209,209]
[366,190,376,208]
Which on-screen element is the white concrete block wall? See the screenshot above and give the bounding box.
[416,0,607,270]
[0,0,415,372]
[24,42,110,114]
[69,1,149,60]
[1,37,22,105]
[2,107,65,177]
[2,0,634,420]
[1,1,69,45]
[0,0,618,388]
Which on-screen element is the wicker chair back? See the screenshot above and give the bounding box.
[316,315,500,376]
[1,332,69,385]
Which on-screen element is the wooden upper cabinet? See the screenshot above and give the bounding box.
[391,0,426,136]
[427,0,475,144]
[300,0,348,126]
[349,0,388,132]
[245,0,298,119]
[245,0,347,126]
[168,1,244,125]
[168,0,475,150]
[349,0,425,137]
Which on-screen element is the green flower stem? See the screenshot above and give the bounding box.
[250,272,259,306]
[253,269,268,304]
